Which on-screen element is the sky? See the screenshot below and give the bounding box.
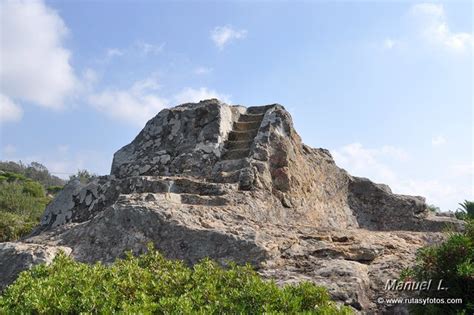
[0,0,472,211]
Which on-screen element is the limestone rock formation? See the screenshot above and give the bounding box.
[0,99,463,312]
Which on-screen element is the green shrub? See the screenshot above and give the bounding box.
[0,212,38,242]
[0,181,50,241]
[22,180,45,198]
[0,182,48,217]
[428,204,440,213]
[69,169,97,184]
[455,200,474,221]
[46,185,63,195]
[0,244,352,314]
[402,219,474,314]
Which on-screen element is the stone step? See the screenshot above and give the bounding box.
[238,114,265,123]
[213,169,241,183]
[213,158,249,173]
[124,192,229,206]
[246,105,274,115]
[225,140,254,150]
[222,149,251,160]
[180,194,229,206]
[228,130,258,141]
[121,176,234,196]
[233,121,261,132]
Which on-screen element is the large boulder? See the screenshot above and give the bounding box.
[1,99,463,312]
[0,242,71,291]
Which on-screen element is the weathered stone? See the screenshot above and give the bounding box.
[1,100,464,313]
[0,242,72,291]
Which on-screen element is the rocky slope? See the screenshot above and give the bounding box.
[0,99,463,313]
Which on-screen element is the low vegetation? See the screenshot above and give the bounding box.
[0,172,51,241]
[0,244,352,314]
[455,200,474,221]
[0,161,99,242]
[401,214,474,315]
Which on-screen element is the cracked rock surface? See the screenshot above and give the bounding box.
[0,99,463,313]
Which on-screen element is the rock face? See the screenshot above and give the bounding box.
[1,99,463,312]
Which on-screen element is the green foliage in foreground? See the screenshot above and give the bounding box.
[401,219,474,315]
[0,244,352,314]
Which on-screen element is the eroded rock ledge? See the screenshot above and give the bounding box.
[1,99,463,313]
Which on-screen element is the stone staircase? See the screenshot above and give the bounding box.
[119,176,237,207]
[212,106,270,184]
[64,106,274,227]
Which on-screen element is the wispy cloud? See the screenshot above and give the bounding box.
[135,41,164,56]
[380,3,472,54]
[194,66,213,75]
[333,142,472,211]
[173,87,230,105]
[431,135,447,146]
[211,26,247,50]
[88,77,167,126]
[106,48,124,58]
[410,3,473,53]
[0,0,78,110]
[382,38,399,50]
[0,94,23,123]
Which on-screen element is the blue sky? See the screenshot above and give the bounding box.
[0,0,472,211]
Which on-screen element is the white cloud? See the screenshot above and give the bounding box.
[409,3,473,52]
[88,77,168,126]
[0,0,78,109]
[0,94,23,123]
[333,142,473,211]
[393,179,472,211]
[431,135,447,146]
[135,41,164,55]
[211,26,247,50]
[106,48,124,58]
[194,66,213,75]
[173,87,231,105]
[450,163,474,177]
[332,143,402,182]
[383,38,398,50]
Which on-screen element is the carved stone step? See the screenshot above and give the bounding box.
[225,140,254,150]
[247,105,274,114]
[213,169,241,183]
[123,192,229,206]
[121,176,235,196]
[233,121,261,132]
[213,158,249,173]
[222,149,251,160]
[180,194,229,206]
[228,130,258,141]
[238,114,265,123]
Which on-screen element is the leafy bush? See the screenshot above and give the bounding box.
[455,200,474,221]
[401,219,474,314]
[0,212,38,242]
[0,244,352,314]
[0,180,50,241]
[69,169,97,184]
[427,204,440,213]
[46,185,63,195]
[0,161,65,188]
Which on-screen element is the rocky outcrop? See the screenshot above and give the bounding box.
[0,242,72,291]
[0,99,463,313]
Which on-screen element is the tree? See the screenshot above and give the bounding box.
[69,169,97,184]
[455,200,474,220]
